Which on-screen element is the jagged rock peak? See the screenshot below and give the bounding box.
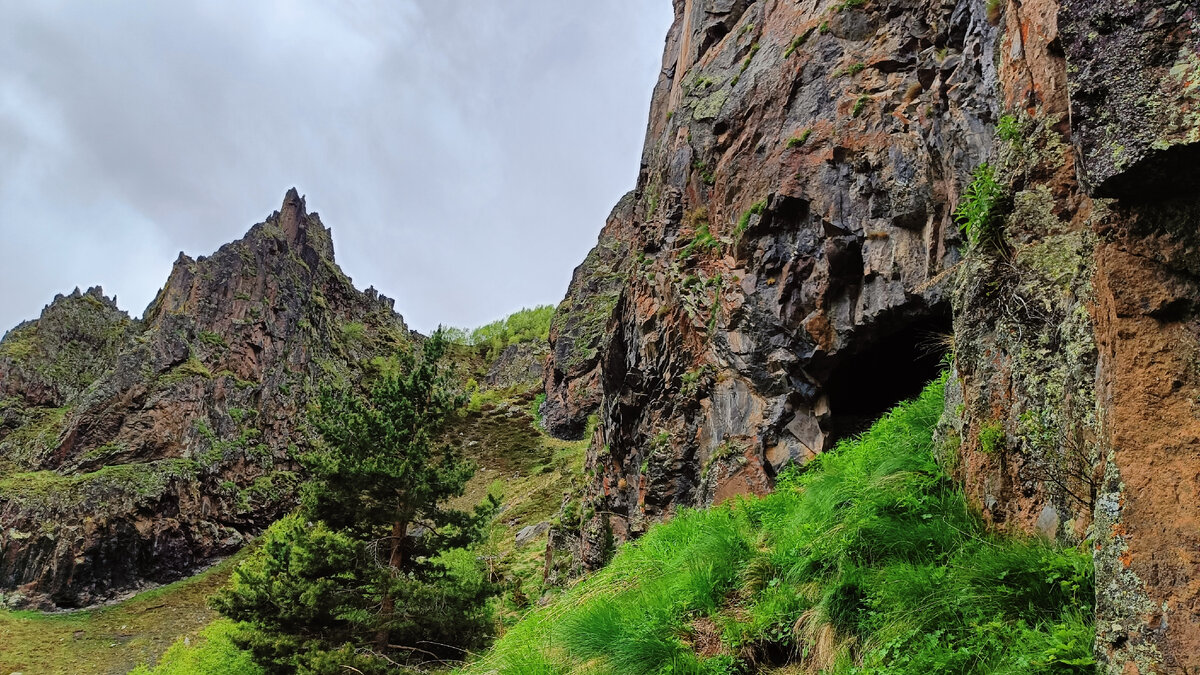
[278,186,307,243]
[51,286,119,310]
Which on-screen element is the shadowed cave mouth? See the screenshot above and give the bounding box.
[823,308,951,443]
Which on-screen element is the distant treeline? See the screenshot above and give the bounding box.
[445,305,554,361]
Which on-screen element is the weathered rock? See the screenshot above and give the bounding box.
[0,189,410,608]
[549,1,1200,671]
[514,521,550,548]
[542,192,636,439]
[484,341,546,390]
[1059,1,1200,199]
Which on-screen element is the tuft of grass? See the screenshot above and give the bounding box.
[734,200,768,241]
[836,0,866,11]
[979,420,1006,454]
[461,375,1095,674]
[129,619,261,675]
[852,93,871,117]
[784,31,811,58]
[787,128,814,148]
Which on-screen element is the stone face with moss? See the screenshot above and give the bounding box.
[0,189,411,609]
[1060,0,1200,198]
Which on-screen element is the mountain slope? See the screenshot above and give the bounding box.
[0,189,410,609]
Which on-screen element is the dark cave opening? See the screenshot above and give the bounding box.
[824,309,952,443]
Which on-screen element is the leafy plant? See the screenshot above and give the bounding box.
[852,93,870,117]
[954,162,1009,250]
[979,420,1006,454]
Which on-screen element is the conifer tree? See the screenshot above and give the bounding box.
[213,330,496,673]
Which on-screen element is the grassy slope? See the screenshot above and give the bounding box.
[463,375,1095,674]
[0,550,247,675]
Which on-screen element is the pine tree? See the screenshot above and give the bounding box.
[213,331,496,673]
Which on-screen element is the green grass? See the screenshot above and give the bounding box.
[129,619,260,675]
[461,375,1094,674]
[0,549,249,675]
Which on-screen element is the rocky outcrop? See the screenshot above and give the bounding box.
[547,0,986,562]
[542,192,636,439]
[1060,1,1200,198]
[548,0,1200,671]
[0,189,410,608]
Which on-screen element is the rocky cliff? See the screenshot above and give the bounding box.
[0,189,410,609]
[546,0,1200,671]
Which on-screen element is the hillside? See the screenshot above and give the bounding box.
[0,189,410,609]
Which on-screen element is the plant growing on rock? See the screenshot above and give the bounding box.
[955,162,1010,252]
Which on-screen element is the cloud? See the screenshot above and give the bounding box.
[0,0,673,332]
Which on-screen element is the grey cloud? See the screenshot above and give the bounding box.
[0,0,672,332]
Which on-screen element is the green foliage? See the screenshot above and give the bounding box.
[837,0,866,10]
[678,208,720,261]
[198,331,227,348]
[738,43,761,75]
[997,114,1023,145]
[454,305,555,361]
[531,392,547,429]
[786,129,813,148]
[339,321,365,343]
[214,332,497,673]
[980,420,1006,454]
[784,32,810,58]
[463,376,1094,674]
[692,159,716,185]
[130,619,262,675]
[839,62,866,77]
[955,163,1009,250]
[161,357,213,384]
[853,93,871,117]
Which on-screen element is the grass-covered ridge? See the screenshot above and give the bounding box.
[464,375,1095,674]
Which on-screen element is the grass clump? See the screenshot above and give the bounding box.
[130,619,261,675]
[462,375,1094,674]
[784,32,811,58]
[786,129,813,148]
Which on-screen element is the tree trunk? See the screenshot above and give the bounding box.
[375,517,408,650]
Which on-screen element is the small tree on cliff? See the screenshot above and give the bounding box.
[213,330,496,673]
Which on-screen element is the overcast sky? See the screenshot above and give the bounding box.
[0,1,672,333]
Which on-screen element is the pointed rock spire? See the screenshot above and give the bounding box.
[280,187,307,243]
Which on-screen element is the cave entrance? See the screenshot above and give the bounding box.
[823,309,951,443]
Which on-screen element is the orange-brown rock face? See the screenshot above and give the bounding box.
[0,189,410,608]
[548,1,1200,671]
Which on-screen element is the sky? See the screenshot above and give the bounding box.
[0,1,673,333]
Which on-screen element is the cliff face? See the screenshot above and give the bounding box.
[0,190,410,609]
[547,0,1200,671]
